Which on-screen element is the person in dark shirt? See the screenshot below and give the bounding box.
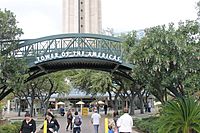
[20,112,36,133]
[104,104,108,115]
[66,109,73,131]
[41,112,60,133]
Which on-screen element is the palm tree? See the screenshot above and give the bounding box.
[157,97,200,133]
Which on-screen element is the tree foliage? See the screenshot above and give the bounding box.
[68,69,112,95]
[125,20,200,101]
[0,9,27,100]
[14,71,71,115]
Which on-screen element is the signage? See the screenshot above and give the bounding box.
[34,51,122,64]
[82,107,89,116]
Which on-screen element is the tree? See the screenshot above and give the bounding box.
[68,69,138,112]
[35,72,71,115]
[196,1,200,20]
[0,9,26,100]
[14,71,71,116]
[122,31,149,113]
[127,21,200,101]
[68,70,121,109]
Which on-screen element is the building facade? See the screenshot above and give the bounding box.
[63,0,102,34]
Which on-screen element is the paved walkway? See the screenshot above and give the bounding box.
[3,109,156,133]
[57,114,106,133]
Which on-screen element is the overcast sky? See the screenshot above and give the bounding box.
[0,0,199,39]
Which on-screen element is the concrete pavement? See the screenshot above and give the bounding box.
[3,109,156,133]
[53,112,141,133]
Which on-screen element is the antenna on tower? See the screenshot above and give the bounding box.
[78,0,80,33]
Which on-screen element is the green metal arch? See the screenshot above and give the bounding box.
[13,33,133,81]
[19,33,123,48]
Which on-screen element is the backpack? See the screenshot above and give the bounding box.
[74,116,82,126]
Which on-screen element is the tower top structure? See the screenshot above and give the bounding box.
[63,0,102,34]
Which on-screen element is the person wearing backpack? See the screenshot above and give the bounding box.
[72,111,82,133]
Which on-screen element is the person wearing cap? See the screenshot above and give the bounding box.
[117,108,133,133]
[20,112,36,133]
[91,108,101,133]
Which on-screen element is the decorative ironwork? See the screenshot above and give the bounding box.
[14,33,125,66]
[12,33,133,81]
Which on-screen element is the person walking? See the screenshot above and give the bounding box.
[60,106,65,116]
[66,109,73,131]
[20,112,36,133]
[113,110,119,133]
[113,110,119,126]
[108,125,114,133]
[41,112,60,133]
[104,104,108,115]
[117,108,133,133]
[91,108,101,133]
[147,101,152,112]
[72,111,82,133]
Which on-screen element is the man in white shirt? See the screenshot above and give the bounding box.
[91,108,101,133]
[117,108,133,133]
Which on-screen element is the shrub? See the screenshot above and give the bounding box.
[156,97,200,133]
[0,121,21,133]
[134,116,159,133]
[11,121,21,133]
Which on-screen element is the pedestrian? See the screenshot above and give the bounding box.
[144,102,148,112]
[66,109,73,131]
[91,108,101,133]
[113,110,119,126]
[108,125,114,133]
[104,104,108,115]
[41,112,60,133]
[60,106,65,116]
[47,108,54,115]
[97,104,100,113]
[147,101,152,112]
[72,111,82,133]
[117,108,133,133]
[113,110,119,132]
[20,112,36,133]
[108,118,115,133]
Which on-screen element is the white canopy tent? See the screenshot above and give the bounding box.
[76,101,85,114]
[57,101,65,105]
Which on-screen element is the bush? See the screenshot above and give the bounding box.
[156,97,200,133]
[0,121,21,133]
[134,116,159,133]
[11,121,21,133]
